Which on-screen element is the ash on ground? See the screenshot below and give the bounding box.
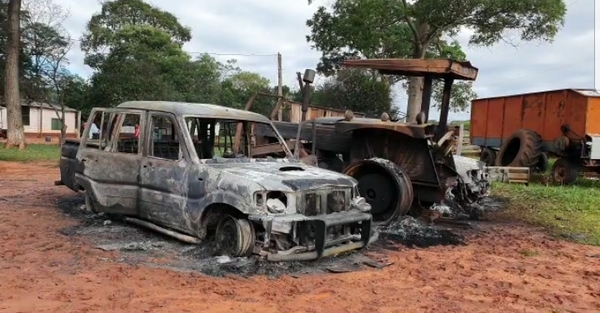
[378,217,465,248]
[53,194,506,277]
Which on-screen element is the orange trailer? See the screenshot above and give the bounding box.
[470,88,600,184]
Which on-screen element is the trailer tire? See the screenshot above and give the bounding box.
[551,157,578,185]
[535,152,549,173]
[479,147,496,166]
[495,129,542,167]
[343,158,413,226]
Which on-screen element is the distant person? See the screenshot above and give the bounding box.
[89,121,99,139]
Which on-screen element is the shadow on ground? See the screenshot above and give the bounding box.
[53,194,508,278]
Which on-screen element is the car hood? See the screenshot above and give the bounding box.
[209,161,356,192]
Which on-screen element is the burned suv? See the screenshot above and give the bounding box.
[57,101,376,261]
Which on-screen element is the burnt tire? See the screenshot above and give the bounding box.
[551,157,578,185]
[215,215,255,257]
[479,147,496,166]
[495,129,542,167]
[343,158,413,226]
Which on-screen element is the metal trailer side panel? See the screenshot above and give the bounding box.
[469,98,488,145]
[501,95,524,142]
[565,90,588,138]
[471,89,593,149]
[586,96,600,135]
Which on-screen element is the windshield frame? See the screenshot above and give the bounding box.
[181,114,293,160]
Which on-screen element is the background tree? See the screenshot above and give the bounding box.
[3,0,25,149]
[311,68,397,118]
[306,0,567,121]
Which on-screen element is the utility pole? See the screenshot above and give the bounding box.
[277,52,283,121]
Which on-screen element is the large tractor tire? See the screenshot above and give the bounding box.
[495,129,543,167]
[343,158,413,226]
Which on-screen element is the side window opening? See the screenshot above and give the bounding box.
[149,114,182,161]
[185,117,250,159]
[112,113,141,154]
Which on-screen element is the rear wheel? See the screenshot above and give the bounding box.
[551,157,578,185]
[343,158,413,226]
[215,215,255,257]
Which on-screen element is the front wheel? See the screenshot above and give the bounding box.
[215,215,255,257]
[551,157,578,185]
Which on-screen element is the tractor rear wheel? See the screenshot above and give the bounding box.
[495,129,543,167]
[343,158,413,226]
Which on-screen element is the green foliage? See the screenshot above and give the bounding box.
[494,180,600,246]
[311,68,397,118]
[81,0,191,69]
[306,0,567,113]
[0,143,60,162]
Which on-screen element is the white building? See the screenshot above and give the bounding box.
[0,101,81,139]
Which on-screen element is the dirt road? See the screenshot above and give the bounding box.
[0,161,599,313]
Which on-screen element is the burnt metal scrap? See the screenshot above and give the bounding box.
[251,58,491,228]
[57,101,378,262]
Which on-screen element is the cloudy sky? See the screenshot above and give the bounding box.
[53,0,593,120]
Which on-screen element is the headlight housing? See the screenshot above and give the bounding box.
[254,191,295,214]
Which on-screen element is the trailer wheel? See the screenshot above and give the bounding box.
[495,129,542,167]
[479,147,496,166]
[215,215,255,257]
[535,152,549,173]
[551,158,578,185]
[343,158,413,226]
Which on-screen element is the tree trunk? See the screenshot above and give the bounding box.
[3,0,25,150]
[405,76,424,123]
[405,21,431,123]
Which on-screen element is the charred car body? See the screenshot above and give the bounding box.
[57,101,376,261]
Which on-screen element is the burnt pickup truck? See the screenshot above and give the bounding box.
[57,101,376,261]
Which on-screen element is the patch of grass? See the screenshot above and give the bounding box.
[493,178,600,246]
[0,144,61,162]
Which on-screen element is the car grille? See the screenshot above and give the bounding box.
[300,189,350,216]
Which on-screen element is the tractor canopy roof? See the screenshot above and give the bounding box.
[342,58,478,81]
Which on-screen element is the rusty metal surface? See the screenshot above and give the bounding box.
[334,117,434,139]
[342,58,478,80]
[117,101,272,123]
[348,129,439,185]
[59,102,377,261]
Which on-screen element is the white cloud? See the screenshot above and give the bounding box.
[52,0,593,121]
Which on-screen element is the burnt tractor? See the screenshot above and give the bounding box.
[253,58,490,225]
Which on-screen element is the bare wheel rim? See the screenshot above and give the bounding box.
[554,166,567,181]
[217,217,238,255]
[357,172,396,217]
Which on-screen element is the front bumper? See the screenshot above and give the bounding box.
[249,211,376,262]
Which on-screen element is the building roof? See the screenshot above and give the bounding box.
[0,101,78,112]
[116,101,271,122]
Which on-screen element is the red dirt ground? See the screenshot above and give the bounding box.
[0,161,599,313]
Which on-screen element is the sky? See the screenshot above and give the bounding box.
[52,0,593,121]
